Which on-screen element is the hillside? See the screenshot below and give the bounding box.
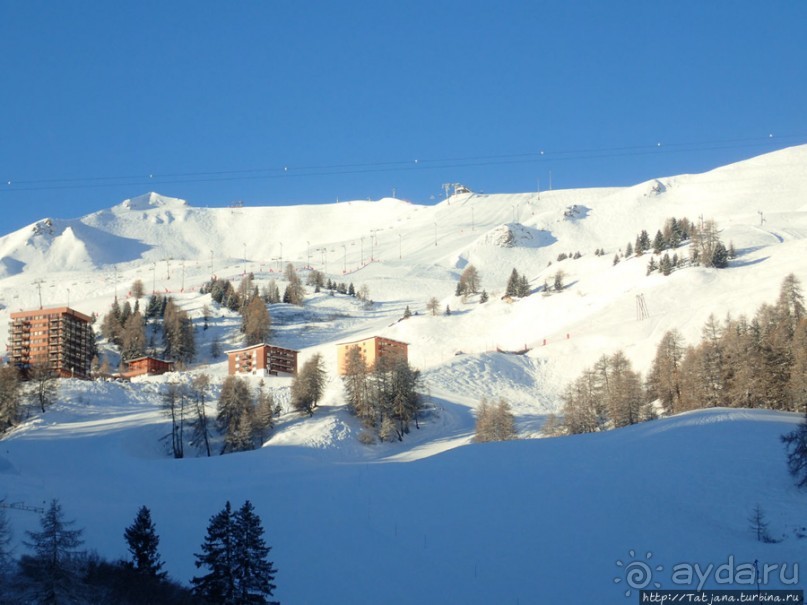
[1,145,807,601]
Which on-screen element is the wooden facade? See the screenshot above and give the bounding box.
[120,356,175,379]
[336,336,408,375]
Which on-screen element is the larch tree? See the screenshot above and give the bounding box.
[189,373,213,457]
[162,381,187,459]
[0,364,21,434]
[242,295,271,346]
[647,329,686,415]
[20,499,84,604]
[291,353,327,416]
[217,376,257,454]
[475,398,517,442]
[343,345,372,426]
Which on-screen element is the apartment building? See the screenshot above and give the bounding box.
[9,307,94,378]
[336,336,408,375]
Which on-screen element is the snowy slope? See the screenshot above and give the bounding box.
[1,145,807,600]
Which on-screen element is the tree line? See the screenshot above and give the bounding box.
[554,274,807,435]
[0,498,278,604]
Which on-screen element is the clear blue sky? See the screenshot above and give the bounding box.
[2,1,806,233]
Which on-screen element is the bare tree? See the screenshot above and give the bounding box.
[189,374,213,457]
[426,297,440,316]
[162,381,187,459]
[28,364,58,414]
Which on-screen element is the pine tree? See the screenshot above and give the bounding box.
[232,501,278,604]
[192,501,279,605]
[505,268,520,297]
[518,274,531,297]
[479,289,489,303]
[402,305,412,319]
[552,271,564,292]
[192,501,237,604]
[124,505,166,578]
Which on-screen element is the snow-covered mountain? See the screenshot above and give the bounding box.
[1,145,806,602]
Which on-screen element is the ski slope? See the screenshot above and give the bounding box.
[1,145,807,601]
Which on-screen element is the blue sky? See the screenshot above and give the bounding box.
[1,1,806,233]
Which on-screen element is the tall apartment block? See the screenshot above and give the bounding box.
[9,307,94,378]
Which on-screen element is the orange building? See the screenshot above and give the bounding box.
[226,344,298,376]
[8,306,94,379]
[336,336,408,375]
[120,356,175,379]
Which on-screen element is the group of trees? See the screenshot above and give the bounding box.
[101,290,195,368]
[474,398,517,442]
[1,363,61,437]
[342,349,423,443]
[217,377,279,454]
[648,274,807,414]
[0,499,278,604]
[559,350,653,434]
[161,373,279,458]
[618,217,734,274]
[505,268,531,298]
[557,274,807,435]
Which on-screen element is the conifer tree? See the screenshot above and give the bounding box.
[291,353,327,416]
[0,365,21,435]
[20,499,84,604]
[124,505,166,578]
[232,501,278,604]
[782,410,807,489]
[505,268,520,297]
[192,501,236,603]
[217,376,257,454]
[192,501,279,605]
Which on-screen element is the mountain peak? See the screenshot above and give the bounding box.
[119,192,188,211]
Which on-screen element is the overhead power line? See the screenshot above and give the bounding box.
[2,133,804,194]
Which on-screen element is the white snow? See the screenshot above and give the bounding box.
[1,146,807,601]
